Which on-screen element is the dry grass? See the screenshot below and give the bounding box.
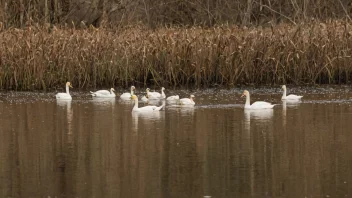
[1,21,352,90]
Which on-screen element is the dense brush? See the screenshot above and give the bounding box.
[0,21,352,90]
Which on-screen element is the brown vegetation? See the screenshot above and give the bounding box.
[0,0,351,28]
[0,21,352,90]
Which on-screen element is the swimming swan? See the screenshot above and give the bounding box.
[241,90,275,109]
[56,82,73,100]
[147,87,165,99]
[142,87,166,101]
[131,95,164,112]
[179,95,195,105]
[90,88,116,98]
[281,85,303,100]
[120,86,136,100]
[166,95,180,102]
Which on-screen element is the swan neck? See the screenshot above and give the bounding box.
[282,89,286,98]
[245,94,250,107]
[66,85,70,94]
[133,99,139,110]
[131,87,134,95]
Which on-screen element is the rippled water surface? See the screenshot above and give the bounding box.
[1,86,352,198]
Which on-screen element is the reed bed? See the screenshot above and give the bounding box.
[1,21,352,90]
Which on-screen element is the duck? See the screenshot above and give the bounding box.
[241,90,275,109]
[179,95,195,105]
[120,86,136,100]
[56,82,73,100]
[90,88,116,98]
[281,85,303,100]
[131,95,164,112]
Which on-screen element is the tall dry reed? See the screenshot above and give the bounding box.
[0,21,352,90]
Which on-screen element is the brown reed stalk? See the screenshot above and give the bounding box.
[0,21,352,90]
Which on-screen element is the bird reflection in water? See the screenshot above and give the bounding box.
[282,100,301,126]
[244,108,274,123]
[91,97,116,109]
[132,110,164,132]
[56,100,73,174]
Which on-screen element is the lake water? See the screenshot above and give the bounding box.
[1,86,352,198]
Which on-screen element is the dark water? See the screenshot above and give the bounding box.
[1,87,352,198]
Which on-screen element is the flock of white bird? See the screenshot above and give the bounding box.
[55,82,303,112]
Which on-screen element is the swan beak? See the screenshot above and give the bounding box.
[241,94,245,98]
[69,85,73,88]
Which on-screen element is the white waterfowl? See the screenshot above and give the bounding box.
[179,95,195,105]
[166,95,180,101]
[281,85,303,100]
[90,88,116,98]
[56,82,73,100]
[141,88,150,101]
[131,95,164,112]
[142,87,165,100]
[141,95,149,102]
[120,86,136,100]
[147,88,164,99]
[241,90,275,109]
[161,87,166,99]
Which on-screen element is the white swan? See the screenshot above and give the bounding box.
[241,90,275,109]
[161,87,166,99]
[166,95,180,102]
[142,87,165,100]
[179,95,195,105]
[147,88,163,99]
[90,88,116,98]
[120,86,136,100]
[281,85,303,100]
[141,95,149,102]
[131,95,164,112]
[56,82,73,100]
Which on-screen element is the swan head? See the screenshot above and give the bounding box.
[146,88,150,92]
[110,88,116,92]
[282,85,286,90]
[66,82,73,88]
[131,95,138,100]
[190,95,195,99]
[162,87,165,91]
[241,90,249,98]
[131,86,136,90]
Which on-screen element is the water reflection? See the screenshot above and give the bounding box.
[132,111,164,132]
[56,100,73,134]
[282,100,301,126]
[91,97,116,107]
[244,109,273,122]
[282,100,301,109]
[1,90,352,198]
[144,99,163,106]
[167,105,195,117]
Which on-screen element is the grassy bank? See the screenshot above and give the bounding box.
[1,21,352,90]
